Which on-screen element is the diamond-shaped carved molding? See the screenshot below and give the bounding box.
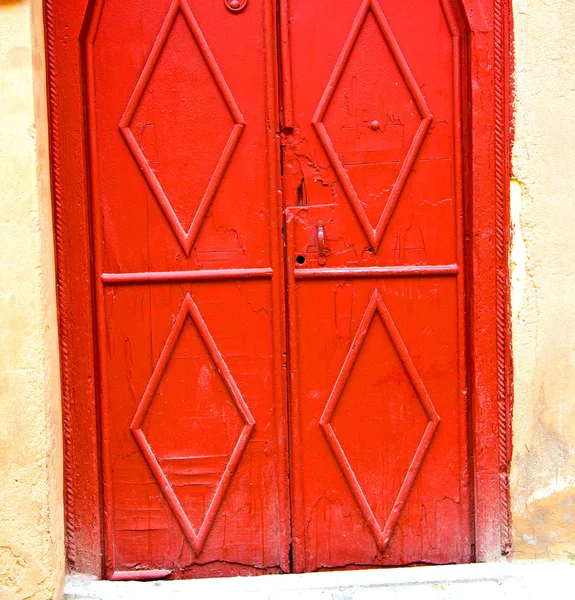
[119,0,245,256]
[312,0,432,250]
[130,293,255,554]
[319,289,440,552]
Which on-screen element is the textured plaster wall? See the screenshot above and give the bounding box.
[511,0,575,561]
[0,0,65,598]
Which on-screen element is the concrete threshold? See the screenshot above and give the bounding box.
[65,561,575,599]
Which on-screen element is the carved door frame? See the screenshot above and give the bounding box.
[45,0,513,577]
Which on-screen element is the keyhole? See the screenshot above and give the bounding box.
[296,255,306,265]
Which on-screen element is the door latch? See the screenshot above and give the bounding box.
[316,221,331,266]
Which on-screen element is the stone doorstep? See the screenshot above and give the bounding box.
[64,561,575,599]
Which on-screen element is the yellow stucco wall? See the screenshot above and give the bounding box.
[0,0,574,597]
[0,0,64,598]
[510,0,575,561]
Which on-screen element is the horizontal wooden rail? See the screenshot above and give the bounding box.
[101,268,273,284]
[293,264,459,279]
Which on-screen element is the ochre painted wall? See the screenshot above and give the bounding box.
[510,0,575,561]
[0,0,64,598]
[0,0,574,597]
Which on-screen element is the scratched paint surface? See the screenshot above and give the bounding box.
[103,283,280,572]
[284,0,471,570]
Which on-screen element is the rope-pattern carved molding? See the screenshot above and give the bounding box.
[44,0,77,568]
[494,0,512,554]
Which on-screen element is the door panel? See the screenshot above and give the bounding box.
[283,0,471,570]
[85,0,288,577]
[77,0,471,578]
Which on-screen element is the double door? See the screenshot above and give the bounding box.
[85,0,471,577]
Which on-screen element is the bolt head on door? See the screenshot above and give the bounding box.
[225,0,247,12]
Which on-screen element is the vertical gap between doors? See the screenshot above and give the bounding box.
[275,0,295,574]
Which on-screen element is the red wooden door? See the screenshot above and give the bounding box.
[66,0,471,578]
[283,0,472,571]
[84,0,289,578]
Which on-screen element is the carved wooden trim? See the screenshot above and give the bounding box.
[457,0,513,559]
[44,0,77,570]
[130,293,255,556]
[319,289,440,553]
[493,0,513,555]
[116,0,246,256]
[311,0,433,251]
